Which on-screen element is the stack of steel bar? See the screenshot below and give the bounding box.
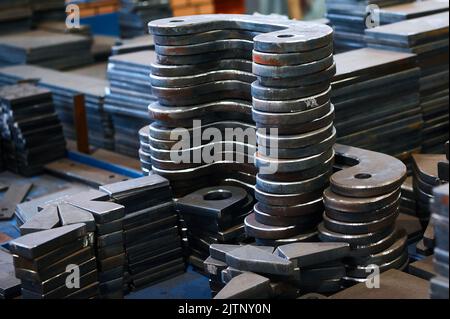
[0,0,32,36]
[412,153,447,227]
[325,0,414,52]
[9,224,100,299]
[378,0,449,24]
[0,65,114,150]
[365,12,449,154]
[119,0,172,38]
[138,125,151,175]
[332,48,423,162]
[0,31,93,70]
[0,248,22,299]
[247,20,335,246]
[319,144,409,285]
[67,197,126,299]
[205,243,350,298]
[30,0,66,25]
[99,175,185,290]
[105,50,158,157]
[0,84,66,176]
[177,186,254,267]
[430,184,449,299]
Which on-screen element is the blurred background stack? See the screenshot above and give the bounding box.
[0,0,32,35]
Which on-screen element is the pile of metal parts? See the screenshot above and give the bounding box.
[365,12,449,154]
[99,175,185,290]
[138,125,151,175]
[0,0,32,35]
[111,35,155,56]
[430,184,449,299]
[0,65,114,150]
[0,247,21,299]
[325,0,414,52]
[0,30,94,70]
[177,186,254,267]
[10,224,100,299]
[332,48,422,162]
[119,0,172,38]
[0,84,66,176]
[377,0,449,24]
[29,0,66,25]
[319,144,409,284]
[204,242,350,298]
[105,51,157,157]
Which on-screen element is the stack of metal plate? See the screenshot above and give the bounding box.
[205,243,351,298]
[0,0,32,37]
[67,198,126,299]
[319,144,409,285]
[30,0,66,25]
[0,248,22,299]
[9,224,100,299]
[430,184,449,299]
[177,186,254,267]
[325,0,414,52]
[105,50,157,157]
[412,153,447,226]
[119,0,172,38]
[99,175,185,290]
[112,35,155,55]
[138,125,151,175]
[365,12,449,154]
[248,21,335,246]
[332,48,423,161]
[400,176,417,217]
[0,30,93,70]
[378,0,449,24]
[0,84,66,176]
[0,65,114,150]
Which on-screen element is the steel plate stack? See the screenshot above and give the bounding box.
[319,144,409,285]
[138,125,151,175]
[0,248,22,299]
[0,65,114,150]
[105,50,157,157]
[0,0,32,36]
[365,12,449,154]
[430,184,449,299]
[9,224,101,299]
[100,175,185,290]
[0,84,66,176]
[0,30,93,70]
[119,0,172,38]
[332,48,423,161]
[378,0,449,24]
[177,186,254,267]
[30,0,66,24]
[325,0,414,52]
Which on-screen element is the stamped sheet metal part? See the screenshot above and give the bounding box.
[19,205,60,235]
[0,181,32,220]
[0,248,21,299]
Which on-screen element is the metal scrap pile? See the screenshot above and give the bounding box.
[365,12,449,154]
[0,83,66,176]
[105,51,158,157]
[119,0,172,38]
[0,65,114,150]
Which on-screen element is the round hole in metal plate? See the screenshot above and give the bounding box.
[355,173,372,180]
[204,190,233,201]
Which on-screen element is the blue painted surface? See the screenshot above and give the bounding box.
[81,13,120,36]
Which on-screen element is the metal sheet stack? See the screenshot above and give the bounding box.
[119,0,172,38]
[105,50,157,157]
[0,31,93,70]
[248,21,335,246]
[430,184,449,299]
[0,84,66,176]
[319,144,409,285]
[9,224,100,299]
[0,248,22,299]
[177,186,254,267]
[412,153,447,226]
[30,0,66,24]
[99,175,185,290]
[205,242,351,298]
[138,125,152,175]
[332,48,423,161]
[0,0,32,36]
[365,12,449,154]
[378,0,449,24]
[325,0,414,52]
[0,65,114,150]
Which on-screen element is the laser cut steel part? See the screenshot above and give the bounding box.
[0,182,32,220]
[331,144,407,198]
